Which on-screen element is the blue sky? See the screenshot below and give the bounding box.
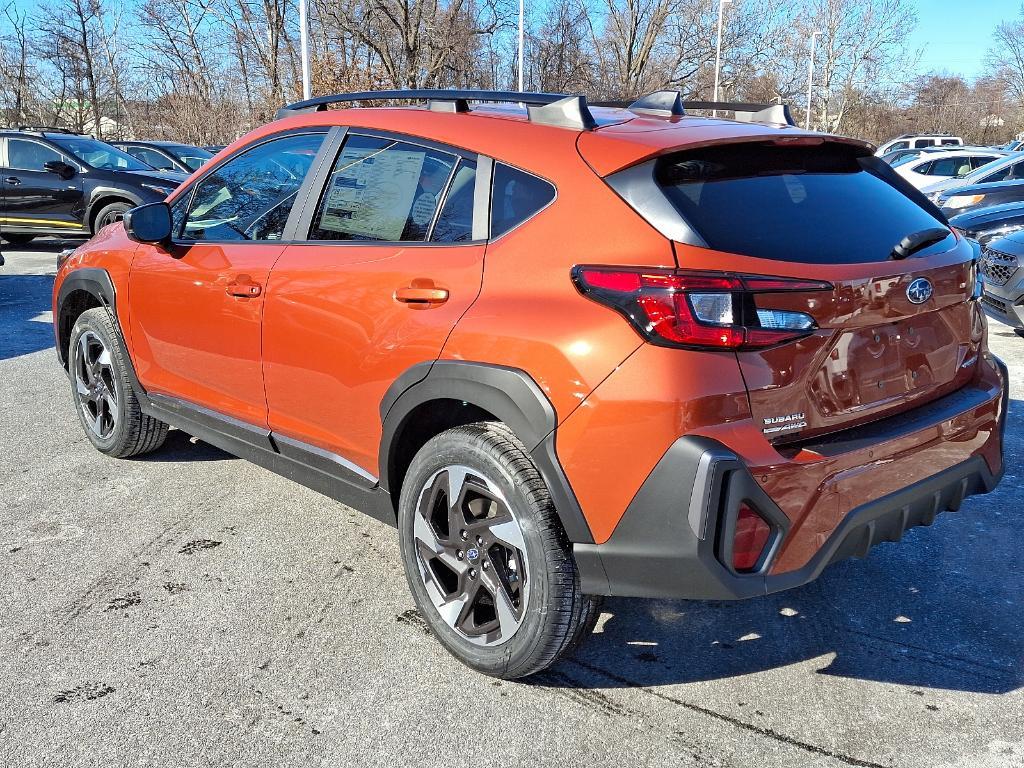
[909,0,1022,79]
[5,0,1022,82]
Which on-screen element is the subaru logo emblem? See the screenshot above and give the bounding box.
[906,277,933,304]
[466,547,480,563]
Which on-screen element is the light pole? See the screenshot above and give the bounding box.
[299,0,311,100]
[518,0,525,92]
[712,0,731,116]
[805,30,818,130]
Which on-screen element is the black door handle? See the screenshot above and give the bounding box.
[4,176,21,185]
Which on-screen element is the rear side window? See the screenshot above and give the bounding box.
[491,163,555,237]
[182,132,325,241]
[309,134,458,242]
[913,139,933,148]
[654,142,947,264]
[431,159,476,243]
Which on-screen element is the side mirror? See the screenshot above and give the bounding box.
[123,202,172,243]
[43,160,75,180]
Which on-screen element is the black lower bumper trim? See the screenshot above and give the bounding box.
[574,362,1006,600]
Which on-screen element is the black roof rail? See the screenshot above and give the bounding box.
[276,89,596,131]
[594,92,796,127]
[14,125,82,134]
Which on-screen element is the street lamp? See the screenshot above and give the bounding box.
[518,0,525,92]
[299,0,311,100]
[712,0,731,117]
[805,30,819,130]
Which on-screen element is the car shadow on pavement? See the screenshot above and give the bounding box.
[0,272,57,360]
[135,429,234,462]
[547,399,1024,696]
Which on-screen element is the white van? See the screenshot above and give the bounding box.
[876,134,964,156]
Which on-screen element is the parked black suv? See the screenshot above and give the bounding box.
[0,127,187,245]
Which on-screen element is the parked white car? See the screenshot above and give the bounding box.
[894,149,1006,190]
[876,134,963,156]
[921,152,1024,199]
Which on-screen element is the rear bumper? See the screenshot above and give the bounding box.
[574,357,1008,600]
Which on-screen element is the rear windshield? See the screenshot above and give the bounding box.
[655,143,948,264]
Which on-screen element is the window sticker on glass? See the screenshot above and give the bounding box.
[318,145,426,240]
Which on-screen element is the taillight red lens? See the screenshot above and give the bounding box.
[733,505,772,572]
[573,266,828,350]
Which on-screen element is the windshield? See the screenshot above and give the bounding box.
[165,144,213,172]
[655,142,948,264]
[53,136,152,171]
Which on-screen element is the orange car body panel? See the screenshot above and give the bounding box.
[128,241,284,426]
[262,242,486,476]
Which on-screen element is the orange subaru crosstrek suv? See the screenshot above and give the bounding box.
[53,90,1007,678]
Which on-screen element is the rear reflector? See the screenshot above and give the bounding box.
[573,266,829,350]
[733,505,772,571]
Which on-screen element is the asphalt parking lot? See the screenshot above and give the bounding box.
[1,240,1022,768]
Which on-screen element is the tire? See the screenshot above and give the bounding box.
[398,421,601,679]
[1,233,35,245]
[68,307,168,458]
[92,202,131,234]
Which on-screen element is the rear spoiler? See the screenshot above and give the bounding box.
[593,91,796,127]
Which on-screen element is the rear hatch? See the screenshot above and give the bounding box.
[603,137,984,442]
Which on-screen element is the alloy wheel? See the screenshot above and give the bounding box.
[413,465,530,646]
[74,330,119,440]
[99,209,125,228]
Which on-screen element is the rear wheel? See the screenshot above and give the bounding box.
[92,202,131,233]
[69,308,168,457]
[1,233,35,245]
[398,422,600,679]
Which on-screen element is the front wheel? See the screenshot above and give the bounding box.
[92,202,131,233]
[68,308,168,457]
[398,422,600,679]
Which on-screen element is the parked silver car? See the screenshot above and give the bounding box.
[978,229,1024,336]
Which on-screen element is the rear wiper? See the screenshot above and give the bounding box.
[891,227,950,259]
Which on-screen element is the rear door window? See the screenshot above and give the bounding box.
[654,142,948,264]
[490,163,555,237]
[913,139,934,148]
[928,157,969,177]
[7,138,63,171]
[309,134,458,242]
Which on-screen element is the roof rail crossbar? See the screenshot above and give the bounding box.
[276,89,597,131]
[14,125,81,134]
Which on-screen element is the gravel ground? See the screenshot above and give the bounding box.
[1,240,1022,768]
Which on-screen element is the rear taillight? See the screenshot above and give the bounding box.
[732,505,772,572]
[572,266,830,350]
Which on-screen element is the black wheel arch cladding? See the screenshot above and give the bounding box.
[380,360,595,544]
